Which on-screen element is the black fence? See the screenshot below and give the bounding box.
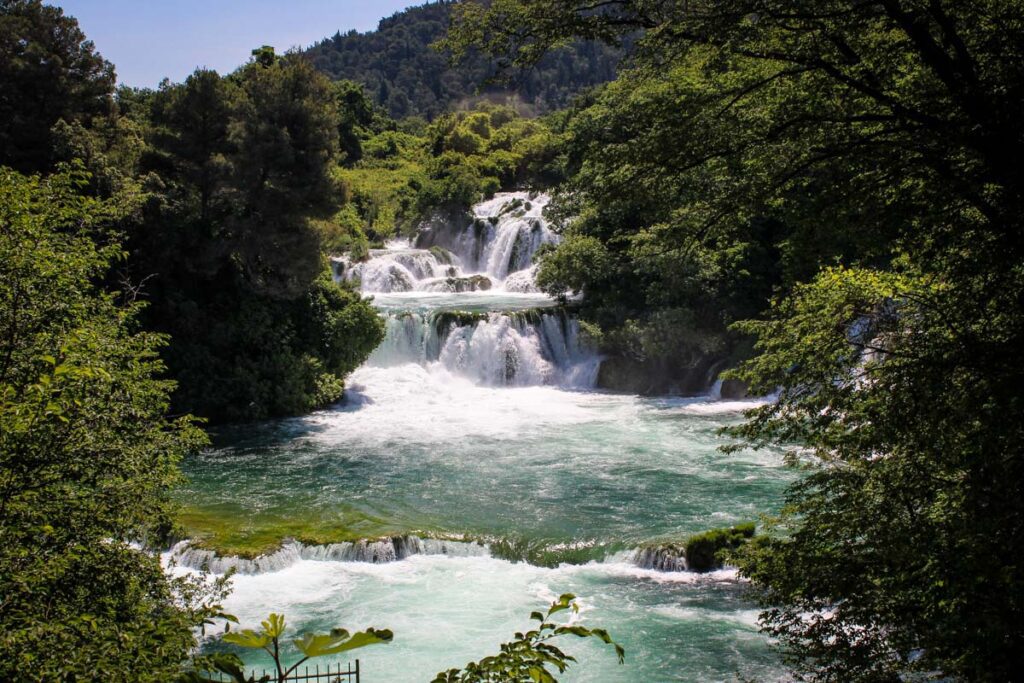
[206,660,359,682]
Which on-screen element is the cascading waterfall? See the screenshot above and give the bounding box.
[333,192,559,294]
[168,536,490,575]
[175,193,788,682]
[167,536,705,576]
[370,308,600,388]
[334,192,601,388]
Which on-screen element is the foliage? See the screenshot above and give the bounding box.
[0,0,115,173]
[431,594,623,682]
[185,613,393,683]
[684,522,755,572]
[0,166,223,681]
[335,130,429,242]
[131,52,384,422]
[327,102,566,244]
[450,0,1024,680]
[305,1,623,120]
[418,103,565,210]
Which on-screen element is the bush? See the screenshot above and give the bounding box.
[685,523,756,572]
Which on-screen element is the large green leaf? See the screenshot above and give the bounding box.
[293,628,393,657]
[261,613,286,639]
[222,629,270,650]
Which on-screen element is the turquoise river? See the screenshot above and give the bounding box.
[167,194,793,682]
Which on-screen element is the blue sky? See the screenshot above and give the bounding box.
[59,0,421,88]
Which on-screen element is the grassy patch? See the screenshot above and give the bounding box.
[175,506,403,558]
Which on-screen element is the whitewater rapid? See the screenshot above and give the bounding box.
[173,193,790,681]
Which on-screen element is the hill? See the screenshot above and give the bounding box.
[304,1,623,119]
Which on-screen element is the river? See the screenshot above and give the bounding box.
[169,193,792,681]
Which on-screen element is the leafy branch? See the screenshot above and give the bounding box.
[432,594,624,683]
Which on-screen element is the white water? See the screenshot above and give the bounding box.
[175,193,789,681]
[334,191,558,294]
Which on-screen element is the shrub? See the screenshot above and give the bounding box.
[685,523,756,572]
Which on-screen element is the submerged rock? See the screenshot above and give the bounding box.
[633,523,756,573]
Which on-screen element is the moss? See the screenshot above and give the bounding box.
[175,506,397,559]
[684,522,757,572]
[176,505,485,559]
[430,309,488,337]
[428,245,454,264]
[488,537,612,567]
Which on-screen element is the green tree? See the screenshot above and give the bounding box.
[0,0,115,173]
[134,54,384,422]
[448,1,1024,679]
[0,166,215,680]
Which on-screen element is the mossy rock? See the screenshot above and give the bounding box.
[429,245,454,265]
[499,198,525,216]
[719,378,749,399]
[430,309,488,336]
[436,274,492,293]
[684,522,756,572]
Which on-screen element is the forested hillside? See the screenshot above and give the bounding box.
[305,1,623,119]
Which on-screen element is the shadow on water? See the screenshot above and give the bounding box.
[203,386,377,452]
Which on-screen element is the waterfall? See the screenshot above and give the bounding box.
[168,536,705,575]
[334,192,559,294]
[328,193,603,388]
[168,536,490,575]
[631,545,689,572]
[428,192,558,281]
[368,308,600,388]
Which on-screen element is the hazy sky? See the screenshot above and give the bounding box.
[59,0,420,88]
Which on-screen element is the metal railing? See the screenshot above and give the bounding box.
[207,660,359,682]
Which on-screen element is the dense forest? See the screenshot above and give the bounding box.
[3,0,1024,681]
[304,0,624,119]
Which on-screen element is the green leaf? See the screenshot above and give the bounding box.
[293,628,393,657]
[222,629,270,649]
[546,593,576,617]
[261,613,286,638]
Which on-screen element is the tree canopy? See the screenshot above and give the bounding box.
[305,1,624,119]
[448,1,1024,679]
[0,166,218,681]
[131,52,385,422]
[0,0,115,173]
